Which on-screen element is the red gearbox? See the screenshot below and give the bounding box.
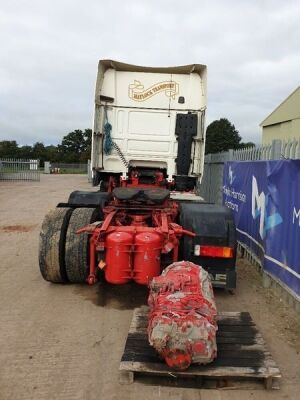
[148,261,217,370]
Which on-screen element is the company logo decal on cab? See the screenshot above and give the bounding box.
[128,80,179,101]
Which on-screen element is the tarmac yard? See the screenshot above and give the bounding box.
[0,175,299,400]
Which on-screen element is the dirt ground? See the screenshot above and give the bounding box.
[0,175,299,400]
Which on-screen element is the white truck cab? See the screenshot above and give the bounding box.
[91,60,207,192]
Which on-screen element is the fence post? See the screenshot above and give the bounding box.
[270,140,282,160]
[87,160,92,183]
[44,161,51,174]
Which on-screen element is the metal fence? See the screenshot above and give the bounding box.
[49,163,88,174]
[198,138,300,204]
[0,159,40,181]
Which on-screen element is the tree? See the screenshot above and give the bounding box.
[31,142,48,166]
[238,142,255,149]
[61,129,85,153]
[18,145,33,159]
[80,129,92,162]
[60,129,91,162]
[0,141,19,158]
[45,145,60,162]
[0,128,93,163]
[205,118,242,154]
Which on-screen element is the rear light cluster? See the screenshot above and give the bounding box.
[194,245,234,258]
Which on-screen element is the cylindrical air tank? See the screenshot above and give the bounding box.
[105,231,133,284]
[133,232,162,285]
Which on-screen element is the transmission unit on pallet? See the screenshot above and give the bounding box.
[39,60,237,290]
[148,261,217,370]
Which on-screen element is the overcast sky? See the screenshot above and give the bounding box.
[0,0,299,145]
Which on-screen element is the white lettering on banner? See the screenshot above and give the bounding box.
[224,200,239,212]
[252,176,265,240]
[293,207,300,226]
[223,184,247,214]
[223,186,247,202]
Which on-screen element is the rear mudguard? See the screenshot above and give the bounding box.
[57,191,111,208]
[179,202,237,289]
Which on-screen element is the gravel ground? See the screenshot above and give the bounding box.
[0,174,299,400]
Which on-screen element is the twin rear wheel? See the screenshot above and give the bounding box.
[39,207,101,283]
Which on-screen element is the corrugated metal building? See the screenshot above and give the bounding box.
[260,86,300,145]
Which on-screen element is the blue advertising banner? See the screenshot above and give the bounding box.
[223,160,300,297]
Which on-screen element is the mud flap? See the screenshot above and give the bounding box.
[57,191,111,208]
[179,202,237,289]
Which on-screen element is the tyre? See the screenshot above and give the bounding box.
[39,207,73,283]
[92,171,100,186]
[65,208,102,283]
[99,180,108,192]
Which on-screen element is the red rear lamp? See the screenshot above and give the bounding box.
[194,245,234,258]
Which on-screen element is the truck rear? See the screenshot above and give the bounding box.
[39,60,236,290]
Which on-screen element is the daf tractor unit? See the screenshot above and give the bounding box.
[39,60,236,289]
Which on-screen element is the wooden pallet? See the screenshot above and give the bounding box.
[119,306,281,389]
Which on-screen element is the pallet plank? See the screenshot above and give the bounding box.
[119,307,281,389]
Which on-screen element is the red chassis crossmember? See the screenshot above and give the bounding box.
[77,198,195,285]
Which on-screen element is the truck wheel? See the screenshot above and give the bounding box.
[99,180,108,192]
[65,208,102,283]
[39,207,73,283]
[92,171,100,186]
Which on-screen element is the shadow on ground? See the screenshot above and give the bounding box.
[73,280,149,310]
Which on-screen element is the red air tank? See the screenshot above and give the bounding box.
[105,231,133,284]
[133,232,162,285]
